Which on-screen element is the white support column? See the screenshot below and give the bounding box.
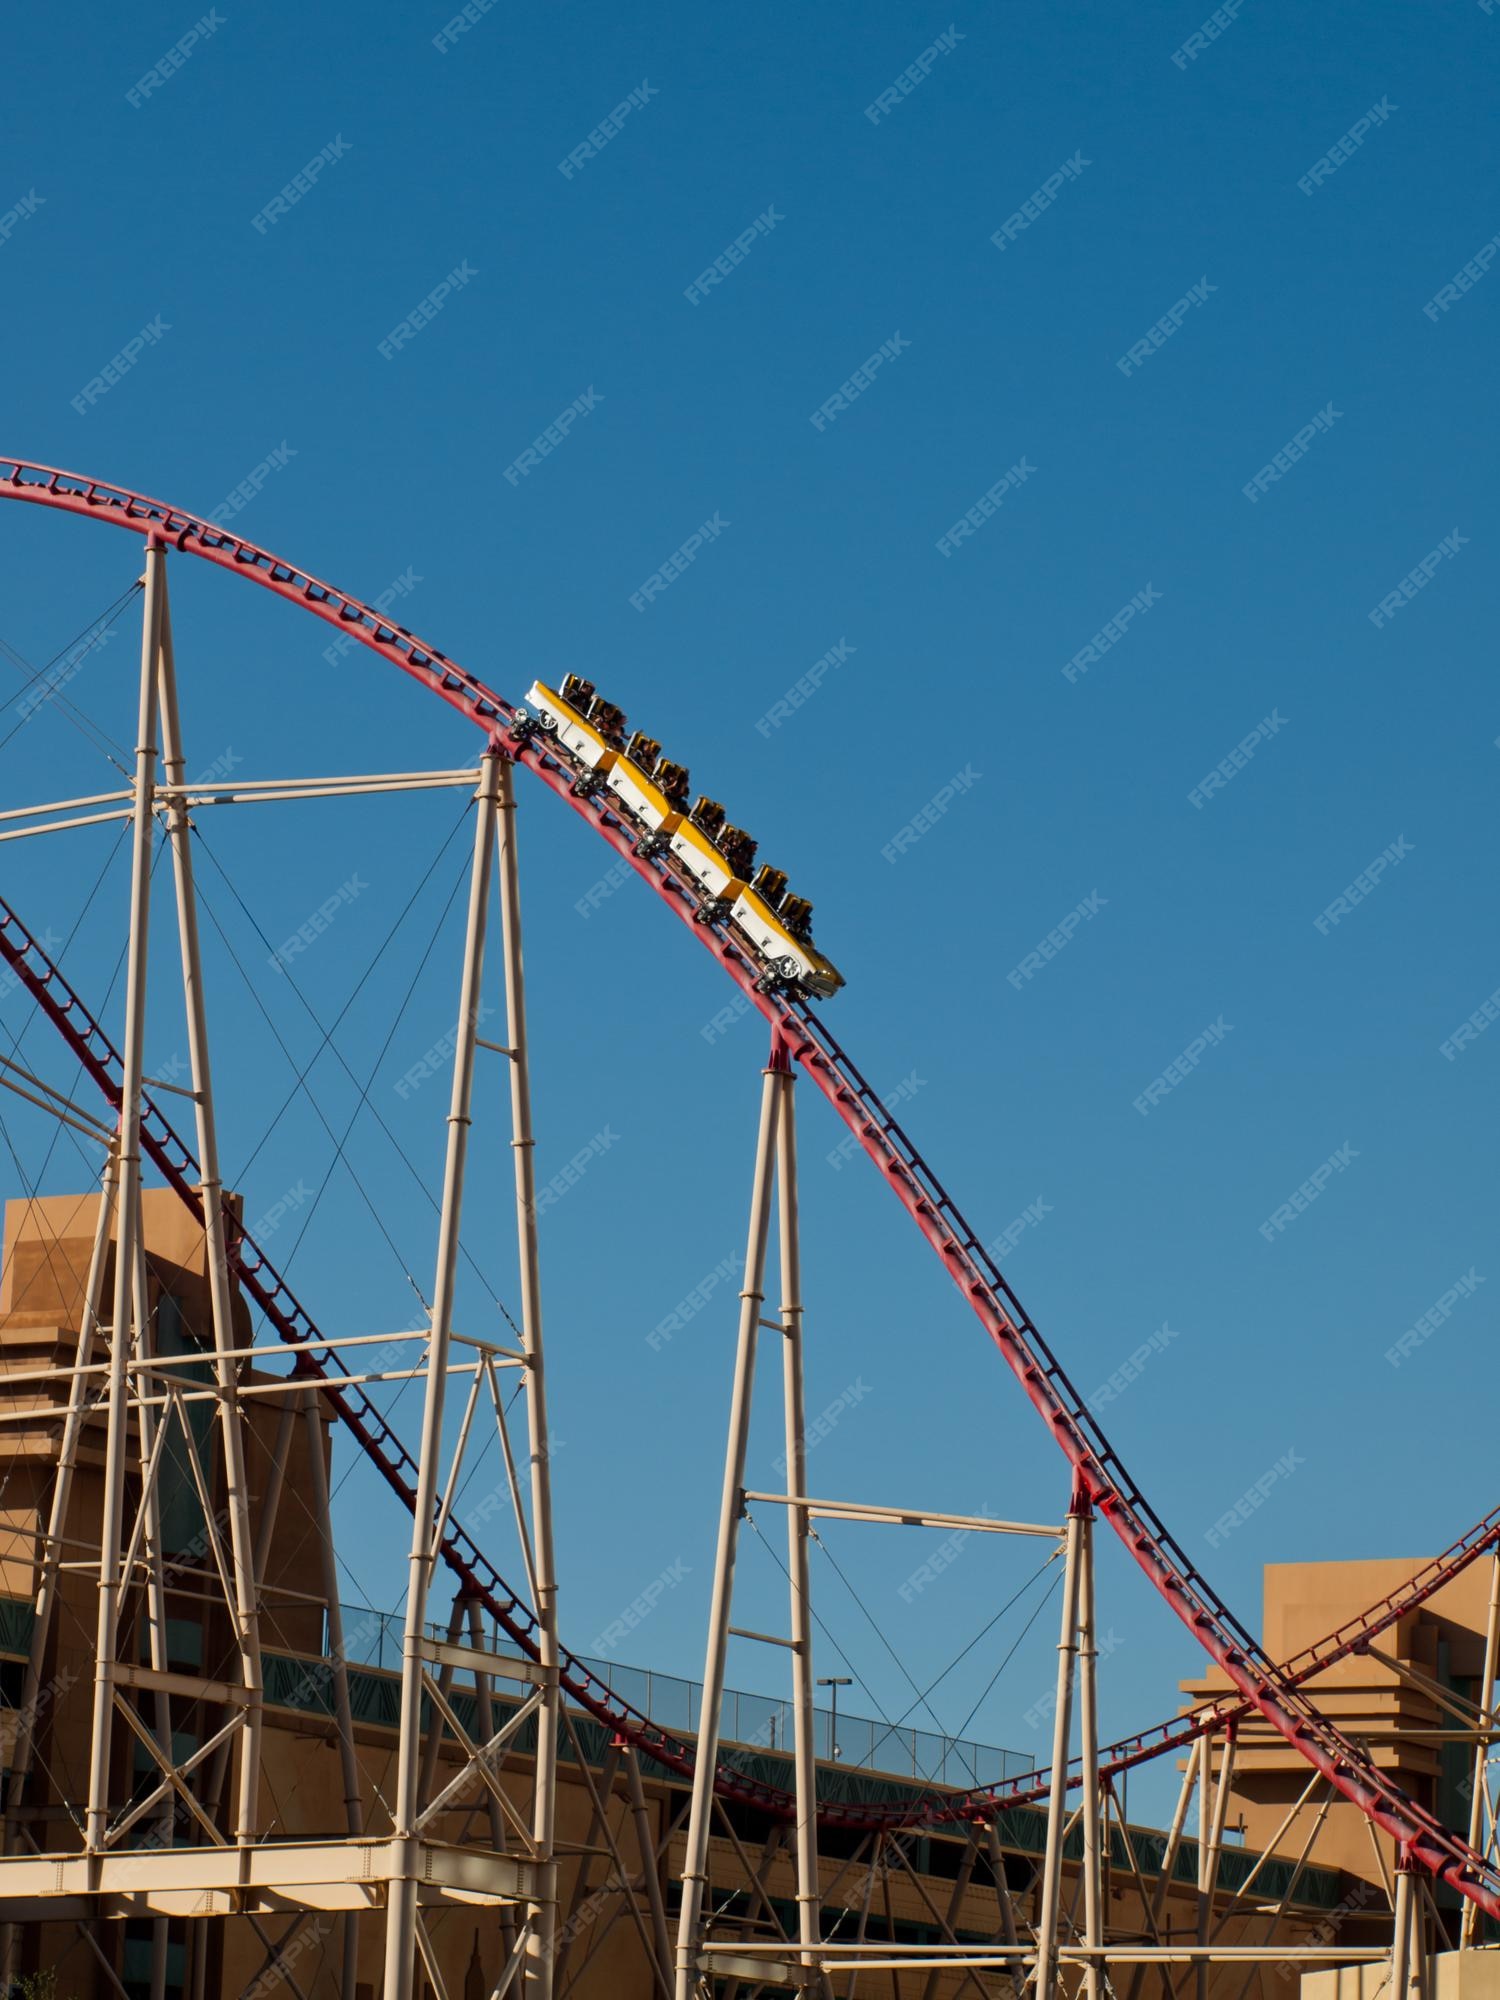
[383,752,502,2000]
[1078,1511,1103,2000]
[302,1389,364,1999]
[1463,1552,1500,1947]
[774,1043,821,1985]
[156,577,266,1842]
[1196,1723,1235,2000]
[1033,1485,1088,2000]
[131,1238,173,2000]
[1390,1860,1417,2000]
[85,538,165,1857]
[1125,1737,1200,2000]
[1197,1730,1213,2000]
[466,1595,518,1975]
[673,1053,784,2000]
[494,752,561,2000]
[624,1743,675,1991]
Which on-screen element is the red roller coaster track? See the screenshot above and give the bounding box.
[0,461,1494,1911]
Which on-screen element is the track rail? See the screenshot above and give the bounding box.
[2,460,1496,1907]
[3,822,1498,1835]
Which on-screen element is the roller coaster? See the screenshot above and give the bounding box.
[0,455,1492,1997]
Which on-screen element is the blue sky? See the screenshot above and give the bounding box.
[0,0,1496,1824]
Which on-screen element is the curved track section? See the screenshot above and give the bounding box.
[2,894,1496,1843]
[2,461,1496,1911]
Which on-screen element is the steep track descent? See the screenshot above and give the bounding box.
[0,460,1493,1910]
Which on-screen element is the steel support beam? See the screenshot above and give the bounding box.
[1078,1510,1103,2000]
[383,752,502,1998]
[495,751,561,2000]
[1390,1860,1418,2000]
[673,1052,783,2000]
[302,1388,364,1998]
[1463,1552,1500,1947]
[156,578,265,1843]
[1034,1485,1088,2000]
[84,538,165,1857]
[773,1044,822,1993]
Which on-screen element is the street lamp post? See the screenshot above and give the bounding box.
[818,1676,853,1763]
